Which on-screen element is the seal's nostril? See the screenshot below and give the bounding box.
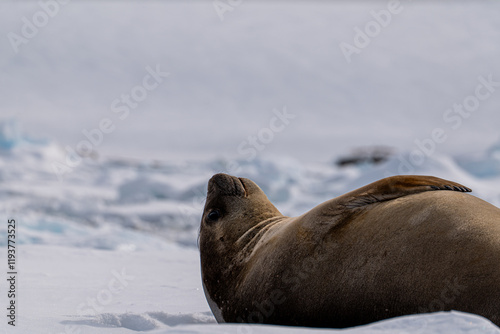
[208,173,246,197]
[238,178,248,197]
[231,177,246,197]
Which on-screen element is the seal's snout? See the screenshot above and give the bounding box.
[208,173,246,197]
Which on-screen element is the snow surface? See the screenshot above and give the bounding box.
[1,121,500,333]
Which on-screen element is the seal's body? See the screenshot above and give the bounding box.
[199,174,500,328]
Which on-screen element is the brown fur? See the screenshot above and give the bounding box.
[199,174,500,328]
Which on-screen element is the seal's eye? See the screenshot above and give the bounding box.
[207,209,221,222]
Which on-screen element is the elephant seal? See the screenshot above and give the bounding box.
[199,173,500,328]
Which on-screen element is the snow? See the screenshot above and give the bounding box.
[0,121,500,333]
[12,244,213,333]
[4,245,500,334]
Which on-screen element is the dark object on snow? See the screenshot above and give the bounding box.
[336,146,394,167]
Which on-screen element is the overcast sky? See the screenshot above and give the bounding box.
[1,1,500,163]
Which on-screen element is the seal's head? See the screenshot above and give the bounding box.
[199,174,283,321]
[200,173,282,249]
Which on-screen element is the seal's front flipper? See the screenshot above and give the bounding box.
[340,175,472,209]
